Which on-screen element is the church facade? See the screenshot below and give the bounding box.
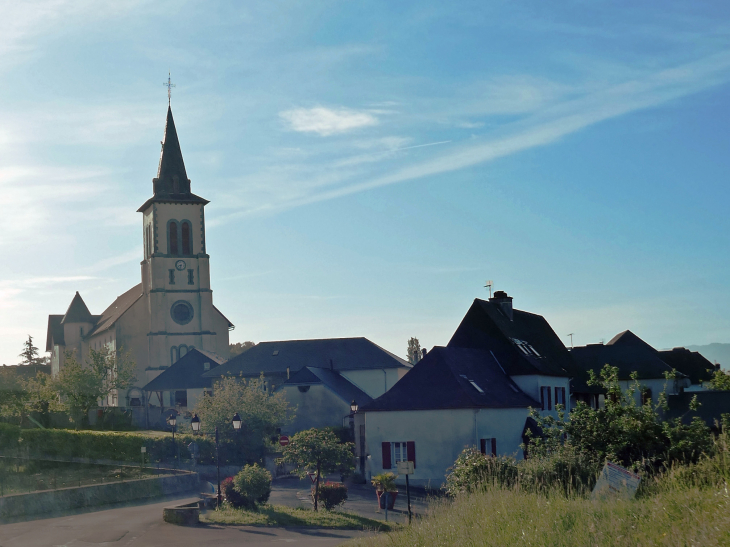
[46,106,232,407]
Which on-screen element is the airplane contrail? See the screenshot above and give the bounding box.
[394,140,452,151]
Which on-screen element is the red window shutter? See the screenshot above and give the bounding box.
[381,442,391,469]
[491,438,497,457]
[562,387,566,406]
[547,387,552,410]
[479,438,486,454]
[406,441,416,468]
[540,387,546,410]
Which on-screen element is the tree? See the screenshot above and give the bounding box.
[707,367,730,391]
[19,335,45,366]
[192,375,293,462]
[229,341,256,358]
[281,428,354,511]
[407,337,423,365]
[54,346,137,426]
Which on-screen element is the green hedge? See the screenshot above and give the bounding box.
[15,429,236,464]
[0,422,21,451]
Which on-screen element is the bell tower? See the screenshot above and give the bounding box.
[137,106,225,367]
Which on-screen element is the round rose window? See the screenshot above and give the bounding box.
[170,300,194,325]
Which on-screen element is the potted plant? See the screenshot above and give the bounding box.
[371,472,398,510]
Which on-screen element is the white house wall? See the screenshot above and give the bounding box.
[339,368,402,399]
[361,407,529,488]
[510,375,570,416]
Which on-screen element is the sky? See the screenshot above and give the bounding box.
[1,0,729,366]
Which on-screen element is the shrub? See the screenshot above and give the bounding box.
[233,464,272,508]
[316,482,348,510]
[371,472,397,492]
[221,476,247,508]
[0,422,20,451]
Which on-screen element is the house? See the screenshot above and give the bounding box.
[447,292,573,416]
[356,292,573,487]
[658,347,717,389]
[202,337,411,399]
[141,348,226,427]
[45,106,233,407]
[570,330,690,407]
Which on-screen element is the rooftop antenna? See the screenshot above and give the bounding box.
[484,280,493,298]
[163,71,175,106]
[566,333,574,349]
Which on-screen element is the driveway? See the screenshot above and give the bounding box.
[0,495,367,547]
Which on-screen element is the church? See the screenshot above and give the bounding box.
[45,106,233,408]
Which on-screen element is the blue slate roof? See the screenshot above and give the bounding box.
[203,337,410,379]
[279,366,373,406]
[142,348,227,391]
[360,346,539,412]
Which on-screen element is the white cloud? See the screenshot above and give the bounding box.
[279,106,379,136]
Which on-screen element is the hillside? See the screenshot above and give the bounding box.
[684,343,730,368]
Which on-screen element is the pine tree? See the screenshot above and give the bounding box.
[19,335,43,366]
[407,337,423,365]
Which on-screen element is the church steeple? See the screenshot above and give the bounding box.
[138,106,208,212]
[154,107,190,196]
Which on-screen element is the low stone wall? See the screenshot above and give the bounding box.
[0,470,198,521]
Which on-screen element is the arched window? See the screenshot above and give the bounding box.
[181,221,191,255]
[179,345,188,358]
[170,346,179,365]
[169,221,178,255]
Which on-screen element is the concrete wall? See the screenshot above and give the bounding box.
[278,384,352,435]
[0,471,198,521]
[360,407,530,488]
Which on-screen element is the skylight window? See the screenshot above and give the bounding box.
[272,350,279,356]
[469,380,485,393]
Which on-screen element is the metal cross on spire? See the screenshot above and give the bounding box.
[163,72,176,105]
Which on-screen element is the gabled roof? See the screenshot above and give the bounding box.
[448,298,573,378]
[213,305,234,329]
[606,330,655,350]
[142,348,226,391]
[279,367,373,406]
[658,348,717,385]
[88,284,144,336]
[61,292,94,324]
[203,337,411,379]
[137,107,208,212]
[570,341,681,382]
[361,346,539,412]
[46,315,64,351]
[665,390,730,428]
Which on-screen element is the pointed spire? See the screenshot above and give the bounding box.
[61,292,94,324]
[153,106,190,196]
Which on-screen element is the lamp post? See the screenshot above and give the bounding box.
[190,413,243,510]
[167,413,177,465]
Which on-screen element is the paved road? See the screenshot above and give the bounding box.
[0,495,366,547]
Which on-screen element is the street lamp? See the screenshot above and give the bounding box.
[190,413,244,509]
[350,400,358,414]
[167,413,177,465]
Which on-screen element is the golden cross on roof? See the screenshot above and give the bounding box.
[163,72,176,105]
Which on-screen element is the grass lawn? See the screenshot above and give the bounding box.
[0,459,161,496]
[343,486,730,546]
[201,504,398,531]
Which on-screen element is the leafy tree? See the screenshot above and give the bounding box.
[407,337,423,365]
[229,341,256,358]
[707,367,730,391]
[281,428,354,511]
[525,364,712,471]
[192,375,292,462]
[54,346,137,426]
[18,335,45,366]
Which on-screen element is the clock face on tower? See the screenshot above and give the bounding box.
[175,260,186,271]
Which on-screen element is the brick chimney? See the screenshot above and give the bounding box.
[490,291,513,321]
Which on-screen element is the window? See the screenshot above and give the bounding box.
[554,387,566,408]
[480,438,497,456]
[641,388,652,405]
[203,362,210,372]
[170,300,194,325]
[170,346,179,365]
[381,441,416,470]
[174,390,187,407]
[179,345,188,358]
[188,269,194,285]
[181,222,191,255]
[169,269,175,284]
[541,386,552,410]
[169,222,179,255]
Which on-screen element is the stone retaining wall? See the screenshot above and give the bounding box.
[0,471,198,521]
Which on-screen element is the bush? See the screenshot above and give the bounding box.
[0,422,20,451]
[221,476,247,508]
[233,464,272,508]
[316,482,348,510]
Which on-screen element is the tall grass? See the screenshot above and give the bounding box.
[347,432,730,546]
